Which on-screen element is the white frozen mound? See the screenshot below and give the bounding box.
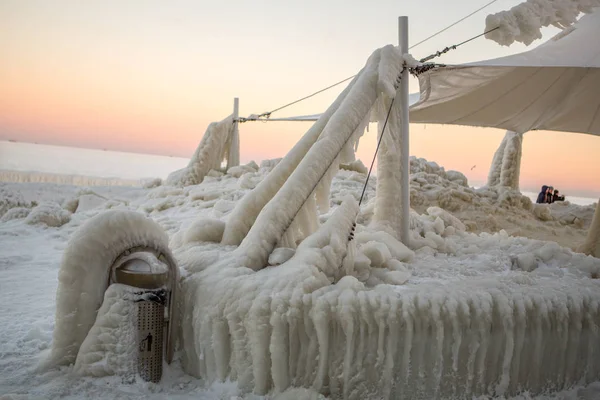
[0,185,34,218]
[25,202,71,227]
[485,0,600,46]
[73,284,138,377]
[166,115,234,187]
[43,210,173,368]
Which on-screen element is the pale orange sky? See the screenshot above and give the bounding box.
[1,0,599,197]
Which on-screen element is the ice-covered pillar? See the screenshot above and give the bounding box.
[399,16,410,243]
[486,132,509,187]
[486,130,523,190]
[499,131,523,189]
[578,199,600,258]
[373,17,410,242]
[227,97,240,169]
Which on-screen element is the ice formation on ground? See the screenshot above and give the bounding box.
[166,115,236,186]
[485,0,600,46]
[486,130,523,190]
[221,74,361,247]
[177,193,600,399]
[2,149,599,399]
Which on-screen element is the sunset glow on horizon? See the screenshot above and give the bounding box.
[2,0,599,197]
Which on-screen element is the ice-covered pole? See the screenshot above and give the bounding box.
[578,199,600,258]
[399,16,410,244]
[227,97,240,169]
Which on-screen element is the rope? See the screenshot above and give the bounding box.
[409,0,499,50]
[419,26,501,63]
[258,75,356,119]
[358,95,396,206]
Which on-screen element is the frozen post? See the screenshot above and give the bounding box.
[399,16,410,244]
[227,97,240,168]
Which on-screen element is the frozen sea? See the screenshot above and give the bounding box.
[1,141,596,206]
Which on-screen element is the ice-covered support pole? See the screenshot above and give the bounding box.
[578,199,600,257]
[227,98,240,169]
[399,16,410,244]
[221,75,360,246]
[486,130,523,190]
[372,17,410,242]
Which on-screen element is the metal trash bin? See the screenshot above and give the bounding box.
[112,252,170,383]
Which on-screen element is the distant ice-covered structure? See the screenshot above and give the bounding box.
[486,130,523,190]
[166,115,237,186]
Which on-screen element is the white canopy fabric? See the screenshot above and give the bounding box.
[410,10,600,136]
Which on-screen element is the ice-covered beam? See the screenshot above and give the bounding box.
[221,76,360,246]
[42,210,177,368]
[578,199,600,257]
[373,20,409,240]
[485,0,600,46]
[234,47,398,270]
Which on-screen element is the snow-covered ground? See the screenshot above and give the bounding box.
[1,142,599,399]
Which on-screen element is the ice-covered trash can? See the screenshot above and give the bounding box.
[112,250,171,383]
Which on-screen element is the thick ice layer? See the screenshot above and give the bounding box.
[485,0,600,46]
[166,115,234,187]
[180,208,600,399]
[43,210,172,368]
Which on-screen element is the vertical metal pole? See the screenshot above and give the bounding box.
[228,97,240,168]
[399,16,410,244]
